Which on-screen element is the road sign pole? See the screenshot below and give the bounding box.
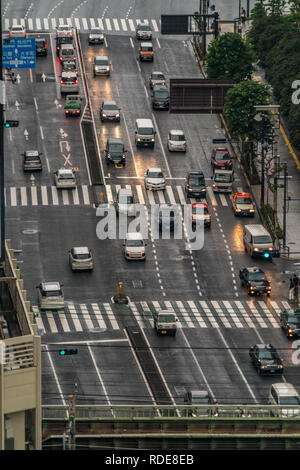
[0,0,5,262]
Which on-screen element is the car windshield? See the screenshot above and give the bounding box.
[127,240,144,247]
[139,25,150,31]
[119,196,134,204]
[139,127,153,135]
[141,46,153,51]
[59,173,74,179]
[259,351,275,360]
[95,58,108,65]
[42,290,62,297]
[63,77,76,83]
[236,197,251,204]
[215,151,230,160]
[62,49,73,55]
[153,73,164,80]
[90,29,102,34]
[193,206,208,215]
[287,315,300,324]
[253,235,272,244]
[155,90,169,99]
[279,397,300,405]
[36,40,45,46]
[248,272,266,281]
[159,314,175,322]
[12,26,23,31]
[73,253,90,260]
[171,134,185,141]
[104,104,118,110]
[149,171,163,178]
[189,176,204,186]
[109,144,123,153]
[214,173,232,182]
[25,156,40,161]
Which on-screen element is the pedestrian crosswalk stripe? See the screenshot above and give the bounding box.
[129,302,146,329]
[166,186,176,204]
[67,302,83,331]
[147,190,155,205]
[80,304,94,330]
[152,19,159,32]
[219,194,228,206]
[58,310,71,332]
[113,19,120,31]
[199,300,219,328]
[47,312,58,333]
[90,18,96,29]
[44,18,49,30]
[176,185,186,205]
[36,18,42,30]
[140,300,154,327]
[246,301,268,328]
[106,185,114,204]
[105,18,112,31]
[128,19,135,31]
[176,300,195,328]
[51,18,56,29]
[223,300,243,328]
[235,300,256,328]
[74,18,80,29]
[82,18,88,30]
[62,189,69,205]
[212,300,231,328]
[67,18,72,27]
[157,191,165,204]
[91,303,106,329]
[282,300,292,310]
[59,18,64,25]
[257,300,280,328]
[82,185,90,205]
[21,186,27,206]
[121,19,127,31]
[270,300,282,315]
[31,186,38,205]
[73,187,80,205]
[98,18,104,29]
[5,185,92,207]
[51,186,59,205]
[10,187,17,206]
[187,300,207,328]
[136,185,145,205]
[103,302,119,330]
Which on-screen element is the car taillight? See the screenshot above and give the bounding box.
[65,110,69,114]
[61,80,65,84]
[76,110,80,113]
[73,80,78,84]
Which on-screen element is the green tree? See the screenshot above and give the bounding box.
[263,0,287,15]
[206,33,254,82]
[288,104,300,148]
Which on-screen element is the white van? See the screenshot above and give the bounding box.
[135,118,156,148]
[243,224,274,259]
[123,232,146,260]
[269,383,300,417]
[37,282,64,310]
[59,43,75,62]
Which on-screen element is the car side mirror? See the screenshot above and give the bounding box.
[135,131,137,134]
[61,284,64,287]
[145,243,147,246]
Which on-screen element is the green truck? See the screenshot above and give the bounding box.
[64,95,81,117]
[153,310,178,336]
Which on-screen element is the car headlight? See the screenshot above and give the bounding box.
[212,183,216,187]
[151,138,155,141]
[235,209,241,212]
[254,248,259,252]
[107,154,111,158]
[249,209,255,212]
[106,66,110,71]
[269,247,273,250]
[116,114,120,118]
[100,35,104,39]
[137,138,141,141]
[260,365,265,369]
[102,113,107,117]
[279,365,283,368]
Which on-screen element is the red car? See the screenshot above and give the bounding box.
[192,202,211,228]
[231,192,255,216]
[211,146,233,169]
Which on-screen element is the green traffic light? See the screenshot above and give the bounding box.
[264,253,270,259]
[59,349,66,356]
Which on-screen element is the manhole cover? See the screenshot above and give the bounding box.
[22,229,38,234]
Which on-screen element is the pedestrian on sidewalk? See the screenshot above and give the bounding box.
[291,274,299,304]
[241,8,246,24]
[289,278,294,300]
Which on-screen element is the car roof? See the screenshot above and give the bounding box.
[41,281,61,291]
[153,85,168,91]
[118,188,133,197]
[36,37,46,42]
[25,150,39,156]
[61,71,77,77]
[126,232,143,240]
[58,168,74,174]
[141,42,153,46]
[187,171,204,176]
[107,137,123,144]
[72,247,90,254]
[95,55,108,60]
[192,202,208,209]
[136,118,153,126]
[90,27,102,31]
[189,390,210,397]
[152,71,164,75]
[137,22,150,27]
[11,24,24,29]
[215,147,228,151]
[148,167,162,172]
[234,192,251,198]
[170,129,184,135]
[254,344,274,350]
[103,100,117,106]
[244,224,270,236]
[245,267,265,273]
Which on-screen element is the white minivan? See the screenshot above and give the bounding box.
[37,282,64,310]
[59,43,75,62]
[123,232,146,260]
[135,118,156,148]
[60,72,79,94]
[243,224,274,259]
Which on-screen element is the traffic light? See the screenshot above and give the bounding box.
[4,120,19,128]
[263,253,270,259]
[59,349,78,356]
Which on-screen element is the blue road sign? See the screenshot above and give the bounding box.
[2,38,36,69]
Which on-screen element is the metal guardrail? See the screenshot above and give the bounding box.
[42,404,300,420]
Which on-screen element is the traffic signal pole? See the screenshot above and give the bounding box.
[0,0,5,262]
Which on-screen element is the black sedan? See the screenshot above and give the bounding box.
[249,344,283,375]
[239,267,271,296]
[280,308,300,339]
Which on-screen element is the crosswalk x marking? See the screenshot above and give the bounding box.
[35,299,292,335]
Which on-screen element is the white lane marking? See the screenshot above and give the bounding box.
[176,185,186,205]
[67,303,83,332]
[36,18,42,30]
[206,187,217,206]
[106,185,114,204]
[129,302,145,329]
[82,18,88,30]
[121,19,127,31]
[105,18,112,30]
[28,19,33,30]
[211,300,231,328]
[82,185,90,205]
[51,18,56,29]
[129,37,134,48]
[62,189,69,205]
[257,301,280,328]
[20,187,27,206]
[146,189,155,205]
[47,312,58,333]
[41,186,48,205]
[176,300,195,328]
[246,301,268,328]
[152,113,171,178]
[91,304,106,329]
[51,186,59,205]
[136,185,145,205]
[156,38,161,48]
[97,18,104,29]
[80,304,94,330]
[87,342,112,407]
[103,303,119,330]
[31,186,38,206]
[235,300,256,328]
[113,18,120,31]
[140,301,154,327]
[90,18,96,28]
[199,300,219,328]
[122,111,139,177]
[10,187,17,206]
[187,300,207,328]
[166,186,176,204]
[216,328,258,403]
[74,18,80,29]
[222,301,244,328]
[219,194,228,206]
[44,344,66,405]
[157,190,165,204]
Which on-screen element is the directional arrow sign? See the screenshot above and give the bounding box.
[30,174,36,186]
[15,100,20,111]
[2,38,36,69]
[41,73,46,82]
[59,128,68,138]
[16,74,21,84]
[24,129,29,140]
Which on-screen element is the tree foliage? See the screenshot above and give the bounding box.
[206,33,254,82]
[223,80,273,141]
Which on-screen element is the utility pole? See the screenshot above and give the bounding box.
[282,162,287,250]
[68,394,76,450]
[0,0,5,263]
